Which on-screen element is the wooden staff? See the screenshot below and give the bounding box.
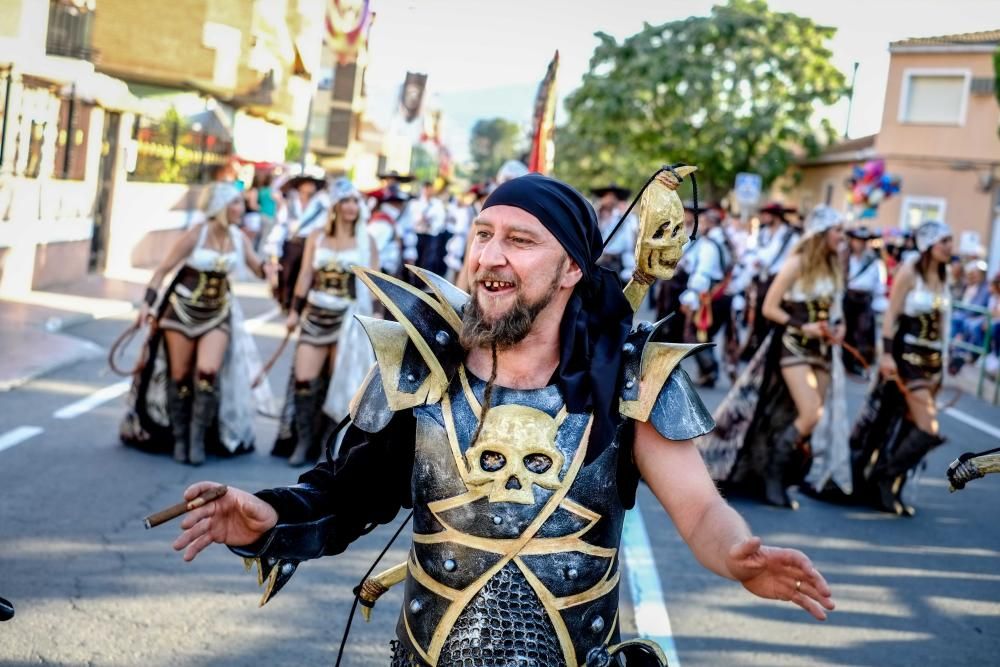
[144,485,228,529]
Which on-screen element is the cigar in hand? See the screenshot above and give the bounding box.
[144,485,228,529]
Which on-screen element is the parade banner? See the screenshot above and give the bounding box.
[326,0,371,64]
[528,51,559,175]
[400,71,428,123]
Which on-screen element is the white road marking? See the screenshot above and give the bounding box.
[243,307,280,333]
[622,503,681,667]
[943,407,1000,441]
[53,380,130,419]
[0,425,43,453]
[46,308,278,421]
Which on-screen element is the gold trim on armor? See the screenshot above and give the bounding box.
[355,315,439,411]
[423,417,594,665]
[404,264,466,332]
[353,268,455,406]
[619,342,711,422]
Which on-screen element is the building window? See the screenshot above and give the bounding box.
[46,0,96,61]
[900,196,947,230]
[898,70,970,125]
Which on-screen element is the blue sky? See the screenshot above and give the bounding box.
[361,0,1000,162]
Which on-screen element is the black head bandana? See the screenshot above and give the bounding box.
[482,173,633,460]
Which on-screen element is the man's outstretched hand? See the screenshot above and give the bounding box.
[727,536,835,621]
[171,481,278,562]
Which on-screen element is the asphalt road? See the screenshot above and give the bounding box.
[1,281,998,666]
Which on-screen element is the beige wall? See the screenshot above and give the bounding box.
[0,0,24,38]
[875,160,993,240]
[876,51,1000,163]
[31,239,90,289]
[92,0,217,85]
[786,163,853,214]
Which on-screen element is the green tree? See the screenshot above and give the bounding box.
[410,144,438,184]
[555,0,846,200]
[469,118,524,182]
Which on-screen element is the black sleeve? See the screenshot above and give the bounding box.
[233,409,415,562]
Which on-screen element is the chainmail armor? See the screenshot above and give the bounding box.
[438,562,564,666]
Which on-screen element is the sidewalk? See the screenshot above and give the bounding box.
[0,271,144,391]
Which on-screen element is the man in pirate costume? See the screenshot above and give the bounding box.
[263,174,330,311]
[679,207,733,388]
[173,171,834,666]
[591,183,637,284]
[741,201,800,359]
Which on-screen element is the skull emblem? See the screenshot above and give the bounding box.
[465,405,566,505]
[633,166,697,281]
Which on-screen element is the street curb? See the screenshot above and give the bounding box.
[0,336,104,392]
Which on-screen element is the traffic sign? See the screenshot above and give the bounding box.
[734,172,763,206]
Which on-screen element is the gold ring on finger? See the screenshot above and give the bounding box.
[795,580,802,592]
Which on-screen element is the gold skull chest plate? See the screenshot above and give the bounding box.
[399,367,627,666]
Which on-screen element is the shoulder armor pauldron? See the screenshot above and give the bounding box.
[619,315,715,441]
[350,265,468,432]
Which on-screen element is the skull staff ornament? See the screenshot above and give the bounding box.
[622,165,697,311]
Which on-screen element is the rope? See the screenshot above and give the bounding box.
[334,510,414,667]
[817,323,961,409]
[252,328,293,389]
[108,320,153,378]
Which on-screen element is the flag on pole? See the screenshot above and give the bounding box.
[528,51,559,175]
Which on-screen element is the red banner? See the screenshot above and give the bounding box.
[528,51,559,175]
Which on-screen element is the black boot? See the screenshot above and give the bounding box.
[873,426,945,515]
[190,372,219,466]
[763,424,804,510]
[693,347,719,388]
[290,378,322,467]
[167,378,193,463]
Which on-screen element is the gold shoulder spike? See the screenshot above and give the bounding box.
[354,266,461,333]
[405,265,468,330]
[355,315,442,411]
[620,341,712,422]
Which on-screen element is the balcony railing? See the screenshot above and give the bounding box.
[45,1,96,61]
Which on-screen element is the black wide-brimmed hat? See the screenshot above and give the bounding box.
[682,199,709,213]
[375,183,410,205]
[377,169,415,183]
[281,174,326,193]
[847,226,879,240]
[591,183,631,200]
[759,200,796,217]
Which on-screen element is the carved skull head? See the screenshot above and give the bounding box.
[634,166,697,280]
[465,405,565,505]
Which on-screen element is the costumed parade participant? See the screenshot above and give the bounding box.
[272,179,378,466]
[592,183,637,284]
[119,183,272,464]
[830,221,953,516]
[700,206,847,510]
[679,207,733,388]
[263,173,330,311]
[368,183,409,276]
[171,169,834,666]
[843,227,886,375]
[444,181,494,289]
[741,201,800,359]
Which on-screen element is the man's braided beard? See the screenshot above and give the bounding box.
[459,266,563,351]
